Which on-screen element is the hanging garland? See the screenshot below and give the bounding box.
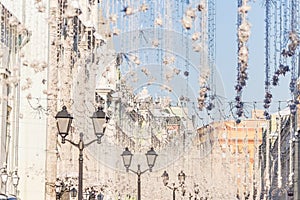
[235,0,251,122]
[263,0,272,119]
[268,0,300,118]
[271,0,290,88]
[288,0,299,117]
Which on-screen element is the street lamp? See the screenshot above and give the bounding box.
[188,184,200,200]
[1,166,19,196]
[70,187,78,198]
[55,178,65,199]
[0,168,8,185]
[83,191,89,200]
[55,178,78,199]
[178,170,186,185]
[55,106,73,144]
[83,187,97,200]
[11,171,20,188]
[121,147,158,200]
[162,170,186,200]
[55,106,107,200]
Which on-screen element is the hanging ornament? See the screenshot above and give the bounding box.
[272,64,289,86]
[121,6,134,16]
[109,14,118,23]
[112,27,121,36]
[182,16,193,30]
[197,4,205,12]
[192,32,201,41]
[152,39,159,47]
[139,4,148,12]
[154,16,163,26]
[281,31,300,57]
[34,1,46,13]
[185,7,196,19]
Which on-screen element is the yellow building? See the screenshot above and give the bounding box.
[197,110,267,199]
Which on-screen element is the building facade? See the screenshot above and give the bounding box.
[1,1,293,200]
[259,109,299,200]
[0,2,30,197]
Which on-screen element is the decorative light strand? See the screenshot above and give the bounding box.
[235,0,251,122]
[263,0,271,119]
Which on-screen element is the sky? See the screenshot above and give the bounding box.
[106,0,293,117]
[215,0,292,114]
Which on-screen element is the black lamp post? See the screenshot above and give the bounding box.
[162,170,186,200]
[121,147,158,200]
[55,106,107,200]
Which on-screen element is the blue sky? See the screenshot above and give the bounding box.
[108,0,293,116]
[215,0,292,113]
